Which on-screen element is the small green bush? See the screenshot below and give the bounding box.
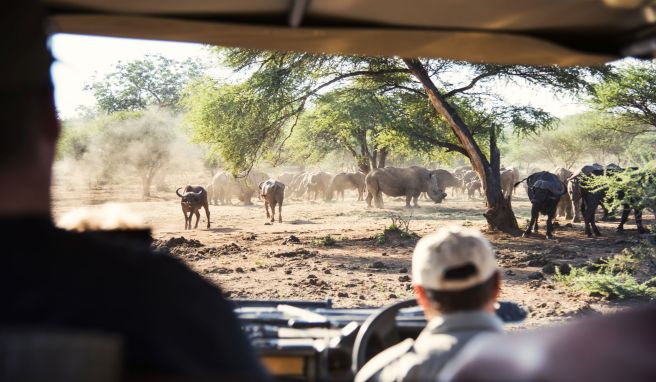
[554,252,656,300]
[313,235,337,247]
[374,220,419,245]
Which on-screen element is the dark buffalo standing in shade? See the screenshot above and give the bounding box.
[176,185,211,230]
[572,166,649,237]
[516,171,565,239]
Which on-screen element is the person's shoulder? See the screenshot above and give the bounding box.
[354,338,416,382]
[54,228,210,290]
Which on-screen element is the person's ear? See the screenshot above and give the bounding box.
[414,285,430,311]
[492,270,502,301]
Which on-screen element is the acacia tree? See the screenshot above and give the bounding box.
[86,54,204,113]
[591,62,656,136]
[187,51,597,232]
[290,85,429,173]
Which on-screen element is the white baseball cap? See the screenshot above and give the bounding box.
[412,226,497,291]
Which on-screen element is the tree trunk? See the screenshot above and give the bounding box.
[403,58,519,233]
[369,151,378,172]
[378,147,388,168]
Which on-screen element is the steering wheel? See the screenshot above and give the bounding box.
[351,298,418,375]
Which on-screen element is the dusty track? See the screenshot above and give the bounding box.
[53,183,654,330]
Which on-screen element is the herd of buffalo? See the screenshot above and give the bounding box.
[174,164,652,239]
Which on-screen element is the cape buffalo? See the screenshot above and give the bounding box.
[517,171,565,239]
[574,166,649,237]
[176,185,210,230]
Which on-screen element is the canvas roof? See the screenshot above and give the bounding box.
[44,0,656,65]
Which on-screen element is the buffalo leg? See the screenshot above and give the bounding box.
[523,207,538,237]
[571,196,582,223]
[581,194,595,237]
[546,213,556,239]
[617,204,630,233]
[366,192,373,207]
[265,201,270,218]
[182,208,188,229]
[404,195,412,208]
[194,210,200,229]
[203,203,210,229]
[270,201,276,223]
[584,195,602,237]
[635,208,647,234]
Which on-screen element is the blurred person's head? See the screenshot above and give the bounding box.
[58,203,154,250]
[412,226,501,319]
[0,1,60,216]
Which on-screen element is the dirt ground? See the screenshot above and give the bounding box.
[52,180,654,330]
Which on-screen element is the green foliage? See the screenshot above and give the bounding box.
[184,77,295,174]
[57,118,98,160]
[582,164,656,212]
[554,253,656,300]
[85,54,204,113]
[591,61,656,133]
[313,235,337,247]
[501,112,642,168]
[185,49,593,174]
[624,134,656,165]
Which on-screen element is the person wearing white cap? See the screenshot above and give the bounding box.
[355,225,504,382]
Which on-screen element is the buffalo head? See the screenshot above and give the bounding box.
[176,187,203,207]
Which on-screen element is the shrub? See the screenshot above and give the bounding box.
[554,250,656,300]
[374,214,419,244]
[313,235,337,247]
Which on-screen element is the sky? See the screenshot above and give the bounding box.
[51,33,588,119]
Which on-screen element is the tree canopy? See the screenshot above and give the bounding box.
[502,112,641,170]
[85,54,204,113]
[590,61,656,136]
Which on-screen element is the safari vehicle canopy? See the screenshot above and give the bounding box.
[46,0,654,66]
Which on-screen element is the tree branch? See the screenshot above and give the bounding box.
[443,71,500,98]
[293,68,410,103]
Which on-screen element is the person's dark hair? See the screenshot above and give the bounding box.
[425,269,499,313]
[0,1,54,170]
